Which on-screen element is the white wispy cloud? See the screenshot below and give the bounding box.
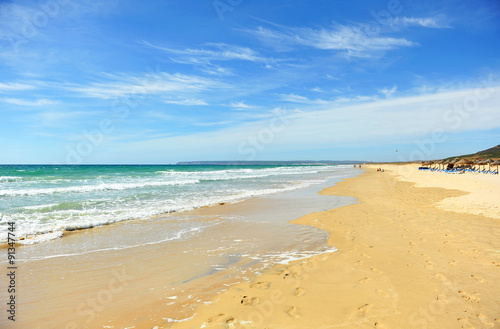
[200,66,234,76]
[143,41,272,64]
[2,98,59,106]
[0,0,118,49]
[379,85,397,97]
[115,84,500,161]
[247,22,415,57]
[35,110,91,127]
[279,93,327,104]
[391,16,451,28]
[225,101,255,110]
[0,82,36,92]
[162,98,208,106]
[67,72,225,99]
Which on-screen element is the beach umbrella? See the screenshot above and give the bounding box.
[477,159,485,171]
[474,160,481,170]
[483,159,493,172]
[475,160,483,171]
[456,158,474,170]
[442,159,451,169]
[448,158,459,169]
[491,160,500,173]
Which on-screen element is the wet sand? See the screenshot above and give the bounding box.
[0,172,357,329]
[170,164,500,329]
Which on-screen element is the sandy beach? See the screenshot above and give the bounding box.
[170,164,500,329]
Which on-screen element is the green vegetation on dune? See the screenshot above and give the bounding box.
[443,144,500,161]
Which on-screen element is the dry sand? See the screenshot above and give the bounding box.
[169,164,500,329]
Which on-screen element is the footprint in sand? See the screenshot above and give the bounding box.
[458,290,480,303]
[360,253,371,259]
[226,317,237,325]
[293,287,306,297]
[457,318,476,328]
[425,260,435,269]
[371,267,383,274]
[354,260,364,265]
[448,260,458,266]
[207,313,226,323]
[376,289,390,298]
[493,261,500,267]
[409,241,416,248]
[357,303,373,314]
[375,322,387,328]
[477,313,495,327]
[241,296,260,306]
[286,306,301,318]
[250,281,270,289]
[359,277,371,284]
[470,275,485,283]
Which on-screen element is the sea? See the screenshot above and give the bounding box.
[0,164,357,246]
[0,164,359,327]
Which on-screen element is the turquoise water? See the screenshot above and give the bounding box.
[0,164,360,327]
[0,164,353,245]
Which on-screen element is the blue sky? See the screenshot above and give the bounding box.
[1,0,499,164]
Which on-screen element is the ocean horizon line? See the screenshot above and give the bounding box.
[0,160,370,166]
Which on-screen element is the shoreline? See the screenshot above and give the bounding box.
[169,164,500,329]
[3,165,357,248]
[1,167,360,329]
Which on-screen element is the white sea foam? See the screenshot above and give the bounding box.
[17,231,64,245]
[14,224,212,261]
[0,176,23,182]
[272,247,338,264]
[22,203,59,210]
[1,177,330,243]
[0,179,200,196]
[156,166,327,181]
[165,315,196,323]
[0,165,357,245]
